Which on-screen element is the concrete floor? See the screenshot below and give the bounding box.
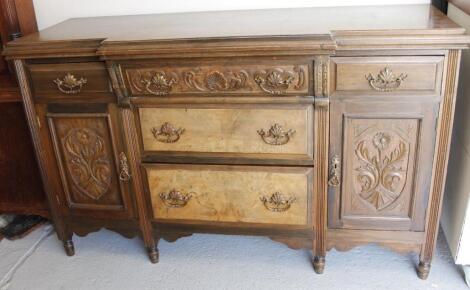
[0,224,468,290]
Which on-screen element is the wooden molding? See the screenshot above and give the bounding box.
[421,49,461,264]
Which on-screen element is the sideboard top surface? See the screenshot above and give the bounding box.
[4,4,470,58]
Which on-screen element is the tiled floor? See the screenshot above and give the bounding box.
[0,224,467,290]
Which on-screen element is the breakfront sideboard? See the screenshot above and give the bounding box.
[4,4,469,280]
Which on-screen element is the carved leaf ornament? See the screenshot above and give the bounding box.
[63,128,112,200]
[354,132,408,210]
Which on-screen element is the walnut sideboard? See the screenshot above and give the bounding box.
[4,4,470,280]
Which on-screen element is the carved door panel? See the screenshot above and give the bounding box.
[44,104,134,218]
[328,100,438,231]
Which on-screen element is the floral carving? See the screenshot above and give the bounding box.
[260,192,296,212]
[53,73,87,94]
[257,123,295,145]
[151,122,185,143]
[365,67,407,92]
[184,70,248,91]
[354,132,408,210]
[62,128,112,200]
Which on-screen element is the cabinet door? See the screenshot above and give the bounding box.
[328,100,438,231]
[44,104,134,218]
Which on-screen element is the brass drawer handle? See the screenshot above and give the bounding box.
[328,154,341,187]
[254,69,295,95]
[142,72,177,96]
[260,192,296,212]
[365,67,407,92]
[118,152,131,182]
[160,189,192,208]
[53,73,87,94]
[257,123,295,145]
[151,122,185,143]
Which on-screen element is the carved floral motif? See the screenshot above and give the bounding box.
[354,131,408,210]
[184,70,249,91]
[127,65,306,95]
[62,128,112,200]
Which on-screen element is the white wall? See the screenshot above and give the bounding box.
[442,3,470,266]
[33,0,431,30]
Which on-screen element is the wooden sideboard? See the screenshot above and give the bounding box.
[4,4,470,280]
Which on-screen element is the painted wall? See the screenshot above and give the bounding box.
[33,0,430,30]
[442,3,470,266]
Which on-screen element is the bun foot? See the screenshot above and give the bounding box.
[147,246,159,264]
[417,261,431,280]
[63,240,75,256]
[313,256,325,274]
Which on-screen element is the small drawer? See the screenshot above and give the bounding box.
[144,164,313,226]
[137,103,314,164]
[330,56,444,96]
[118,61,310,97]
[28,62,114,102]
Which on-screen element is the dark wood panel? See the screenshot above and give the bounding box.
[0,102,47,216]
[328,99,439,231]
[45,105,135,219]
[0,0,46,217]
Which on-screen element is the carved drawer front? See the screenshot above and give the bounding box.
[328,100,438,231]
[330,56,444,96]
[138,104,313,163]
[118,62,309,96]
[28,62,113,102]
[45,105,134,218]
[144,164,312,226]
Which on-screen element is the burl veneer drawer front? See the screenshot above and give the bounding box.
[145,164,312,226]
[119,61,309,96]
[330,56,444,96]
[138,104,313,163]
[28,62,113,102]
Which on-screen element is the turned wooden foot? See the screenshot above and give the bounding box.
[147,246,159,264]
[313,256,325,274]
[417,261,431,280]
[63,240,75,257]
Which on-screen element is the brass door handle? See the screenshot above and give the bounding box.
[260,192,296,212]
[151,122,185,143]
[365,67,407,92]
[160,189,192,208]
[257,123,295,145]
[53,73,87,94]
[118,152,131,182]
[328,154,341,187]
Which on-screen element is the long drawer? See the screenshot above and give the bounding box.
[118,61,310,97]
[144,164,313,226]
[137,103,314,164]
